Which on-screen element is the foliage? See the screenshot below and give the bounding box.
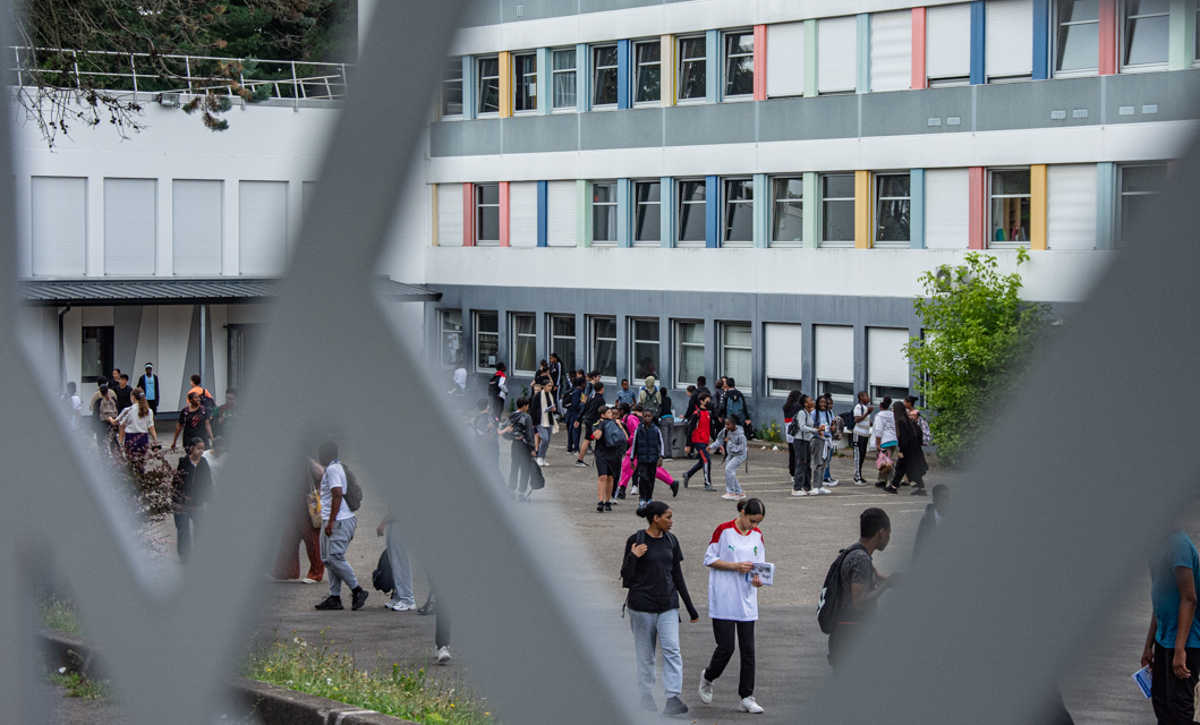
[755,422,783,443]
[95,441,178,520]
[49,670,109,700]
[905,249,1049,465]
[246,637,493,725]
[40,596,81,635]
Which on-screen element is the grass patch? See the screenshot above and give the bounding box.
[49,670,109,700]
[40,596,80,636]
[246,637,492,725]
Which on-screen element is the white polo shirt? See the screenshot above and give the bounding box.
[704,520,766,622]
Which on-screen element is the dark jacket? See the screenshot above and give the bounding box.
[529,391,555,426]
[580,393,606,428]
[895,415,928,477]
[620,530,699,618]
[632,421,664,462]
[721,388,751,423]
[562,387,585,415]
[135,373,161,403]
[174,455,213,512]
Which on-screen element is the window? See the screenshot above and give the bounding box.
[549,314,577,371]
[678,180,707,245]
[634,40,661,103]
[552,48,577,108]
[511,313,537,375]
[724,30,754,97]
[1123,0,1169,68]
[475,183,500,245]
[874,174,911,246]
[771,177,804,245]
[589,316,618,380]
[1055,0,1100,74]
[1118,163,1167,246]
[719,322,752,389]
[592,181,617,244]
[440,310,464,367]
[477,56,499,114]
[81,326,114,384]
[514,52,538,112]
[989,169,1031,247]
[442,58,463,116]
[674,321,705,388]
[765,323,803,397]
[821,173,855,246]
[926,4,971,85]
[629,319,661,380]
[818,16,858,93]
[474,311,499,372]
[867,327,910,404]
[723,178,753,246]
[634,181,661,245]
[678,36,707,101]
[592,44,618,106]
[815,324,854,405]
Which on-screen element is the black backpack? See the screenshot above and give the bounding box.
[817,543,867,635]
[621,529,678,589]
[372,549,394,593]
[487,373,503,399]
[342,465,363,512]
[839,410,856,432]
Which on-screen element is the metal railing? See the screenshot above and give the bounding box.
[8,46,351,101]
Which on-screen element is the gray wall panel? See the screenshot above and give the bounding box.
[503,114,581,153]
[430,119,503,156]
[502,0,569,22]
[860,86,972,137]
[665,102,756,146]
[975,77,1098,132]
[756,95,859,142]
[458,0,501,27]
[579,0,662,12]
[1104,70,1200,124]
[581,107,663,149]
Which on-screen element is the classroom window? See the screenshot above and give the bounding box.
[549,314,577,371]
[1118,163,1167,246]
[477,56,500,114]
[1055,0,1100,73]
[592,181,618,243]
[678,36,707,100]
[867,327,911,404]
[989,169,1031,247]
[510,313,537,375]
[634,40,661,103]
[81,326,114,384]
[589,316,618,380]
[474,311,499,373]
[719,322,752,390]
[765,322,803,398]
[552,48,577,108]
[875,173,911,246]
[1122,0,1169,68]
[723,178,754,246]
[442,58,463,116]
[634,181,661,245]
[440,310,464,367]
[815,324,854,405]
[724,30,754,97]
[674,320,705,388]
[514,52,538,112]
[771,177,804,245]
[629,318,661,380]
[821,173,855,246]
[475,183,500,244]
[592,44,619,106]
[678,180,707,244]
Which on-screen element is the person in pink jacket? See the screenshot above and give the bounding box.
[618,404,676,499]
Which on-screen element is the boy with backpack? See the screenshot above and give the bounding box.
[592,405,627,512]
[631,407,675,509]
[720,378,751,435]
[498,396,541,502]
[817,508,895,671]
[314,441,369,612]
[637,376,663,420]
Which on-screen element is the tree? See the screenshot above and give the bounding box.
[905,250,1049,466]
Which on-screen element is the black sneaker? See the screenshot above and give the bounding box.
[885,485,899,494]
[669,480,679,498]
[604,501,612,512]
[575,460,587,468]
[639,694,657,712]
[663,696,689,716]
[314,595,343,611]
[616,488,626,499]
[596,502,605,513]
[351,587,368,611]
[683,474,691,488]
[911,486,927,496]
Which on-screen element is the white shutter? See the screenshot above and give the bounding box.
[818,16,857,93]
[867,327,910,387]
[238,181,288,275]
[31,176,86,276]
[925,168,969,249]
[870,10,912,92]
[765,323,804,380]
[1047,164,1097,250]
[172,180,223,275]
[546,181,577,247]
[437,184,463,247]
[926,3,971,80]
[766,22,806,97]
[986,0,1033,78]
[103,178,156,275]
[508,182,538,247]
[815,324,853,383]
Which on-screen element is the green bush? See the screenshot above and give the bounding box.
[755,422,784,443]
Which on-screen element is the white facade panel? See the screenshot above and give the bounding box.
[870,10,912,92]
[172,180,223,275]
[103,178,156,276]
[818,16,857,93]
[867,327,910,387]
[926,3,971,80]
[924,168,969,249]
[31,176,86,276]
[437,184,464,247]
[238,181,288,276]
[985,0,1033,79]
[1047,164,1097,250]
[765,323,804,380]
[766,22,806,97]
[546,181,577,247]
[509,181,538,247]
[815,324,853,382]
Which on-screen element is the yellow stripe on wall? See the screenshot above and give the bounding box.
[661,35,675,106]
[1030,164,1047,250]
[499,50,513,118]
[854,170,872,249]
[431,184,439,247]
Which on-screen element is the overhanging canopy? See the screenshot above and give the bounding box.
[19,277,441,306]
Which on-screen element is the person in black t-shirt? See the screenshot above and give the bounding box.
[170,391,213,450]
[620,501,699,716]
[113,374,134,412]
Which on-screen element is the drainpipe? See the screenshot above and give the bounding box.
[57,305,71,393]
[199,304,206,390]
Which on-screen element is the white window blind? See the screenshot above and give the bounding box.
[867,327,910,387]
[765,323,804,381]
[766,22,806,97]
[103,178,156,275]
[172,179,222,275]
[870,10,912,92]
[818,16,857,93]
[546,181,577,247]
[238,181,287,275]
[986,0,1034,78]
[926,3,971,80]
[815,324,853,382]
[437,184,463,246]
[924,168,969,249]
[31,176,87,276]
[508,182,538,247]
[1047,164,1097,250]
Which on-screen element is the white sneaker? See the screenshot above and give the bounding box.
[697,670,713,704]
[389,600,415,612]
[825,479,840,487]
[720,493,739,500]
[435,646,451,665]
[739,696,764,714]
[818,486,833,495]
[629,486,639,496]
[790,489,808,497]
[536,457,546,467]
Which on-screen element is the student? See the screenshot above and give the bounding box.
[720,377,751,434]
[814,396,838,489]
[529,381,555,467]
[631,407,674,510]
[172,438,213,562]
[591,405,627,512]
[615,378,637,407]
[112,373,134,413]
[781,391,803,479]
[314,442,368,611]
[618,406,677,499]
[658,387,674,422]
[470,398,503,486]
[376,511,416,612]
[1142,529,1200,724]
[187,374,215,414]
[64,381,82,429]
[887,400,928,496]
[620,501,700,716]
[871,396,897,488]
[135,362,160,414]
[709,418,748,501]
[89,378,120,453]
[826,508,894,671]
[637,376,663,420]
[498,397,540,502]
[117,388,158,460]
[913,484,949,558]
[712,378,728,427]
[790,395,829,497]
[562,378,586,453]
[699,499,767,715]
[171,392,213,450]
[487,362,509,420]
[851,392,874,485]
[575,381,606,467]
[684,393,717,490]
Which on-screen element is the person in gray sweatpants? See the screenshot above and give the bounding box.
[314,442,368,611]
[377,514,415,611]
[708,419,748,498]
